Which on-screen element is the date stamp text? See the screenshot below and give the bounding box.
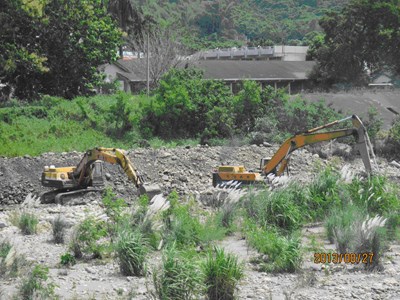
[314,252,374,264]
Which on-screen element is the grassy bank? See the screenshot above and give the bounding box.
[0,94,199,157]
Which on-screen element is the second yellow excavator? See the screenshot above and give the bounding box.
[212,115,374,187]
[41,147,158,203]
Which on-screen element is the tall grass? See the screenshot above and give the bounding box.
[244,219,302,273]
[202,247,244,300]
[18,265,57,300]
[18,212,39,235]
[52,215,67,244]
[152,245,202,300]
[114,225,148,276]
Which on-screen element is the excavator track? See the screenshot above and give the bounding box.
[40,187,104,205]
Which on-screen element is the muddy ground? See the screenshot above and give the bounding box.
[0,144,400,299]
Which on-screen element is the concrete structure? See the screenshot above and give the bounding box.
[199,45,309,61]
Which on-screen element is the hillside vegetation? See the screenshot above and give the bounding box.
[132,0,349,49]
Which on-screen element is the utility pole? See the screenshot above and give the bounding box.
[146,30,150,96]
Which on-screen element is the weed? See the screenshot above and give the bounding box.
[244,220,302,273]
[202,247,244,300]
[307,167,342,220]
[18,265,57,300]
[354,215,388,270]
[102,188,127,224]
[18,212,39,235]
[242,187,303,232]
[164,201,201,247]
[60,253,76,267]
[348,175,400,216]
[325,204,365,253]
[52,215,67,244]
[69,217,109,259]
[324,204,388,269]
[152,245,202,300]
[0,241,28,279]
[114,226,148,276]
[0,240,12,259]
[198,213,228,244]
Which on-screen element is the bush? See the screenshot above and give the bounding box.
[385,116,400,158]
[69,217,108,259]
[307,167,342,220]
[347,175,400,216]
[244,220,302,273]
[0,240,28,279]
[202,247,244,300]
[114,226,148,276]
[324,205,388,270]
[242,188,304,232]
[18,212,39,235]
[140,68,234,140]
[102,188,128,224]
[52,215,67,244]
[152,245,202,300]
[60,253,76,267]
[18,265,57,300]
[324,204,366,252]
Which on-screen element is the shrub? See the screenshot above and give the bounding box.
[202,247,244,300]
[307,167,342,220]
[347,175,400,216]
[385,116,400,158]
[18,265,57,300]
[244,220,302,273]
[52,215,67,244]
[163,200,202,247]
[60,253,76,267]
[102,188,127,224]
[106,92,133,136]
[69,217,108,259]
[324,202,388,270]
[242,188,303,232]
[152,245,202,300]
[354,215,388,270]
[0,241,28,279]
[18,212,39,235]
[324,204,366,252]
[114,226,148,276]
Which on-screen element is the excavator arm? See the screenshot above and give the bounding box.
[263,115,372,175]
[72,147,144,188]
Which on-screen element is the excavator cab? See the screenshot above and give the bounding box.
[89,160,105,187]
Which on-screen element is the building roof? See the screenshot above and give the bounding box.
[112,58,316,82]
[193,60,316,81]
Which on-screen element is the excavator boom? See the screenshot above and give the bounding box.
[212,115,373,187]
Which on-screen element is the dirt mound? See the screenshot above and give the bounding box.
[2,143,395,206]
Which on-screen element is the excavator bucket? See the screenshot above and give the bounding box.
[139,183,162,199]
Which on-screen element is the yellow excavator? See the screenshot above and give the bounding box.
[41,147,155,204]
[212,115,374,187]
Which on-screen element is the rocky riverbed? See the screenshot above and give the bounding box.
[1,144,400,299]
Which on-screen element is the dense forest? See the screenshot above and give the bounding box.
[131,0,349,49]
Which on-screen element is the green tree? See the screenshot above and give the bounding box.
[0,0,122,100]
[0,0,48,100]
[309,0,400,87]
[140,68,234,140]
